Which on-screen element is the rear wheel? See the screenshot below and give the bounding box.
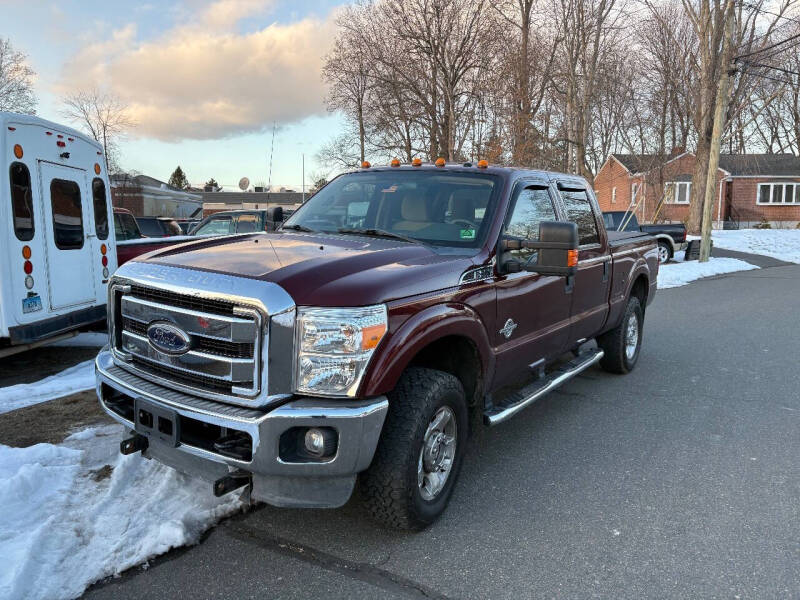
[657,240,672,264]
[597,296,643,374]
[360,367,467,530]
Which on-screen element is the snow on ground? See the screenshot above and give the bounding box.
[658,256,758,289]
[711,228,800,263]
[0,360,96,415]
[50,332,109,348]
[0,425,243,600]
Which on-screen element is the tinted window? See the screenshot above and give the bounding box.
[505,187,556,265]
[50,179,84,249]
[137,218,164,236]
[195,217,234,235]
[560,189,599,245]
[9,162,34,241]
[92,178,109,240]
[236,214,259,233]
[284,171,500,248]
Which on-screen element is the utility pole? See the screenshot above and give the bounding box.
[700,0,736,263]
[302,153,305,203]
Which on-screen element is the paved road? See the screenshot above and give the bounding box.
[86,262,800,599]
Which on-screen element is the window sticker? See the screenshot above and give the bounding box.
[459,228,476,240]
[381,185,398,193]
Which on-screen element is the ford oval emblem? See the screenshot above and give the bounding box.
[146,322,191,355]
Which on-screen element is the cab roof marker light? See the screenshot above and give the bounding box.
[411,157,422,167]
[361,161,371,168]
[435,157,446,167]
[390,158,401,167]
[477,159,489,169]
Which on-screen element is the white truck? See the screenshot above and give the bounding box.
[0,112,116,357]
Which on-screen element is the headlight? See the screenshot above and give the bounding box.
[295,305,387,396]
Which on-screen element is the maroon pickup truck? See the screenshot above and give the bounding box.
[95,162,658,530]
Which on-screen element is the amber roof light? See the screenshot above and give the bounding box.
[411,158,422,167]
[435,157,446,167]
[390,158,401,167]
[477,159,489,169]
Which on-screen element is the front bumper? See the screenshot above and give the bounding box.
[95,348,388,508]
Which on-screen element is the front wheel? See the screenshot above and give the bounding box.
[360,367,467,530]
[597,296,643,374]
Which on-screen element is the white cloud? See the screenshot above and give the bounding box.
[56,0,336,141]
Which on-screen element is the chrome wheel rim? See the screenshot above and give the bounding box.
[417,406,457,501]
[625,312,639,360]
[658,245,670,264]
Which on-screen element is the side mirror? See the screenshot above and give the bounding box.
[498,221,579,277]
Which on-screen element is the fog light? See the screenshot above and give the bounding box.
[304,427,337,457]
[24,275,34,290]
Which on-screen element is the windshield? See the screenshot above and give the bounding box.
[283,170,501,247]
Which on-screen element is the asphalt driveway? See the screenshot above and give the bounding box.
[86,262,800,599]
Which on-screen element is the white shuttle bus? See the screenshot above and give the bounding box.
[0,112,116,357]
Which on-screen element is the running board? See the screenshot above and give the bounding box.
[484,349,604,426]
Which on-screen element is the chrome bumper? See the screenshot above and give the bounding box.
[95,348,388,508]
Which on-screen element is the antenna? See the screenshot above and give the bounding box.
[267,121,276,192]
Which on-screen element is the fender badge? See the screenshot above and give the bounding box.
[499,318,518,339]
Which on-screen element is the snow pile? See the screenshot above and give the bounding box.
[712,228,800,263]
[51,332,109,348]
[658,256,758,289]
[0,425,243,600]
[0,359,96,415]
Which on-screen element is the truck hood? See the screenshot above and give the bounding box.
[142,232,476,306]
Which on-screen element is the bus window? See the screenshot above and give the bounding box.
[50,179,84,250]
[92,178,109,240]
[9,162,34,241]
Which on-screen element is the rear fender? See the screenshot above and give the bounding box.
[361,303,494,398]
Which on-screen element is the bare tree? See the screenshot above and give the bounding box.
[60,89,135,172]
[0,38,37,114]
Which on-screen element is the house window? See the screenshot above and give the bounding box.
[757,183,800,204]
[611,187,617,204]
[667,182,691,204]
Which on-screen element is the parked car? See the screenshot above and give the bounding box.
[135,216,182,237]
[189,208,289,235]
[96,162,658,530]
[603,210,687,264]
[0,112,115,357]
[175,219,201,234]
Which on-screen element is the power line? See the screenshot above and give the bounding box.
[734,31,800,60]
[738,59,800,77]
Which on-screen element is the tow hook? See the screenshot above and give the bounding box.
[120,434,149,455]
[214,470,251,497]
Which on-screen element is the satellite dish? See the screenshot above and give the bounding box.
[238,177,250,191]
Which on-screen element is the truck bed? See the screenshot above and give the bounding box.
[607,230,653,250]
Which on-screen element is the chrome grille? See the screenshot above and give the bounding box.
[112,285,263,404]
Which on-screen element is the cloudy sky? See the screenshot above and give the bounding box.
[4,0,347,189]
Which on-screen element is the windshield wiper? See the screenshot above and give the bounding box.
[280,223,315,233]
[336,227,424,245]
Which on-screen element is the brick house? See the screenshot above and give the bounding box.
[594,152,800,228]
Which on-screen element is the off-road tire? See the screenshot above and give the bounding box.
[597,296,643,374]
[360,367,467,531]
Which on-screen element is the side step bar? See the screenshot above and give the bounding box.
[484,348,604,426]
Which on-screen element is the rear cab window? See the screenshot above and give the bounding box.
[559,187,600,246]
[9,162,34,241]
[195,216,234,235]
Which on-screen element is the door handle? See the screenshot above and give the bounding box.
[602,259,609,282]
